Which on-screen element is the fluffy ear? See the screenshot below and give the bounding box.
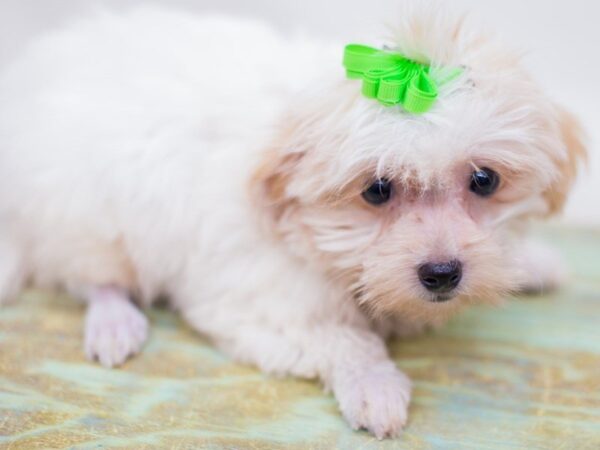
[248,124,305,224]
[543,107,588,215]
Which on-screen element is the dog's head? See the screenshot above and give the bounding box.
[251,4,586,322]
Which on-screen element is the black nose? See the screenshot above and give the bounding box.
[418,260,462,293]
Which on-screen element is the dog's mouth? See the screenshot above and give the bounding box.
[429,293,456,303]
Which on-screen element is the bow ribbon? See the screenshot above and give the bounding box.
[343,44,460,114]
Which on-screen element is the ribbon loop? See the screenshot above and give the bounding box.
[343,43,460,114]
[343,44,403,78]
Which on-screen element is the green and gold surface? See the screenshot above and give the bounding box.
[1,227,599,449]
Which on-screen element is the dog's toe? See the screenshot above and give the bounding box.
[334,361,412,439]
[84,292,148,367]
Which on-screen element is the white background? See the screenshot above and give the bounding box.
[1,0,597,225]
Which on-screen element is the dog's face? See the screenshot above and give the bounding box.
[251,13,586,323]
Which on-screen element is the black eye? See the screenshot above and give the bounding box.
[470,167,500,197]
[362,178,392,205]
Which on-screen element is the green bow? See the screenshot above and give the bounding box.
[343,44,460,114]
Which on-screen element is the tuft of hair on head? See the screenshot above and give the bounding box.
[385,0,588,217]
[384,0,521,72]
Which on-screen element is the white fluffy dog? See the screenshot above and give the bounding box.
[0,3,586,438]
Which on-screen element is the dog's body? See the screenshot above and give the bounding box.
[0,5,586,438]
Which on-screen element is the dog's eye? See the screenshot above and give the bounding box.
[470,167,500,197]
[362,178,392,205]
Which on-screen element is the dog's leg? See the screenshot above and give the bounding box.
[192,319,411,438]
[178,250,412,438]
[516,238,567,294]
[83,286,148,367]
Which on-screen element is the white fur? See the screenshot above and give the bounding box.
[0,4,583,438]
[84,286,148,367]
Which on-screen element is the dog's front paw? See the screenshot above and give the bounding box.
[334,361,412,439]
[84,295,148,368]
[517,239,567,294]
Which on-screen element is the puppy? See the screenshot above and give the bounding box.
[0,3,586,438]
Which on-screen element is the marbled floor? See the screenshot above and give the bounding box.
[1,227,599,449]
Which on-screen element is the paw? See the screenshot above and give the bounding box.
[334,362,412,439]
[84,294,148,367]
[517,240,567,294]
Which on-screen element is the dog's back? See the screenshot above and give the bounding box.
[0,7,328,303]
